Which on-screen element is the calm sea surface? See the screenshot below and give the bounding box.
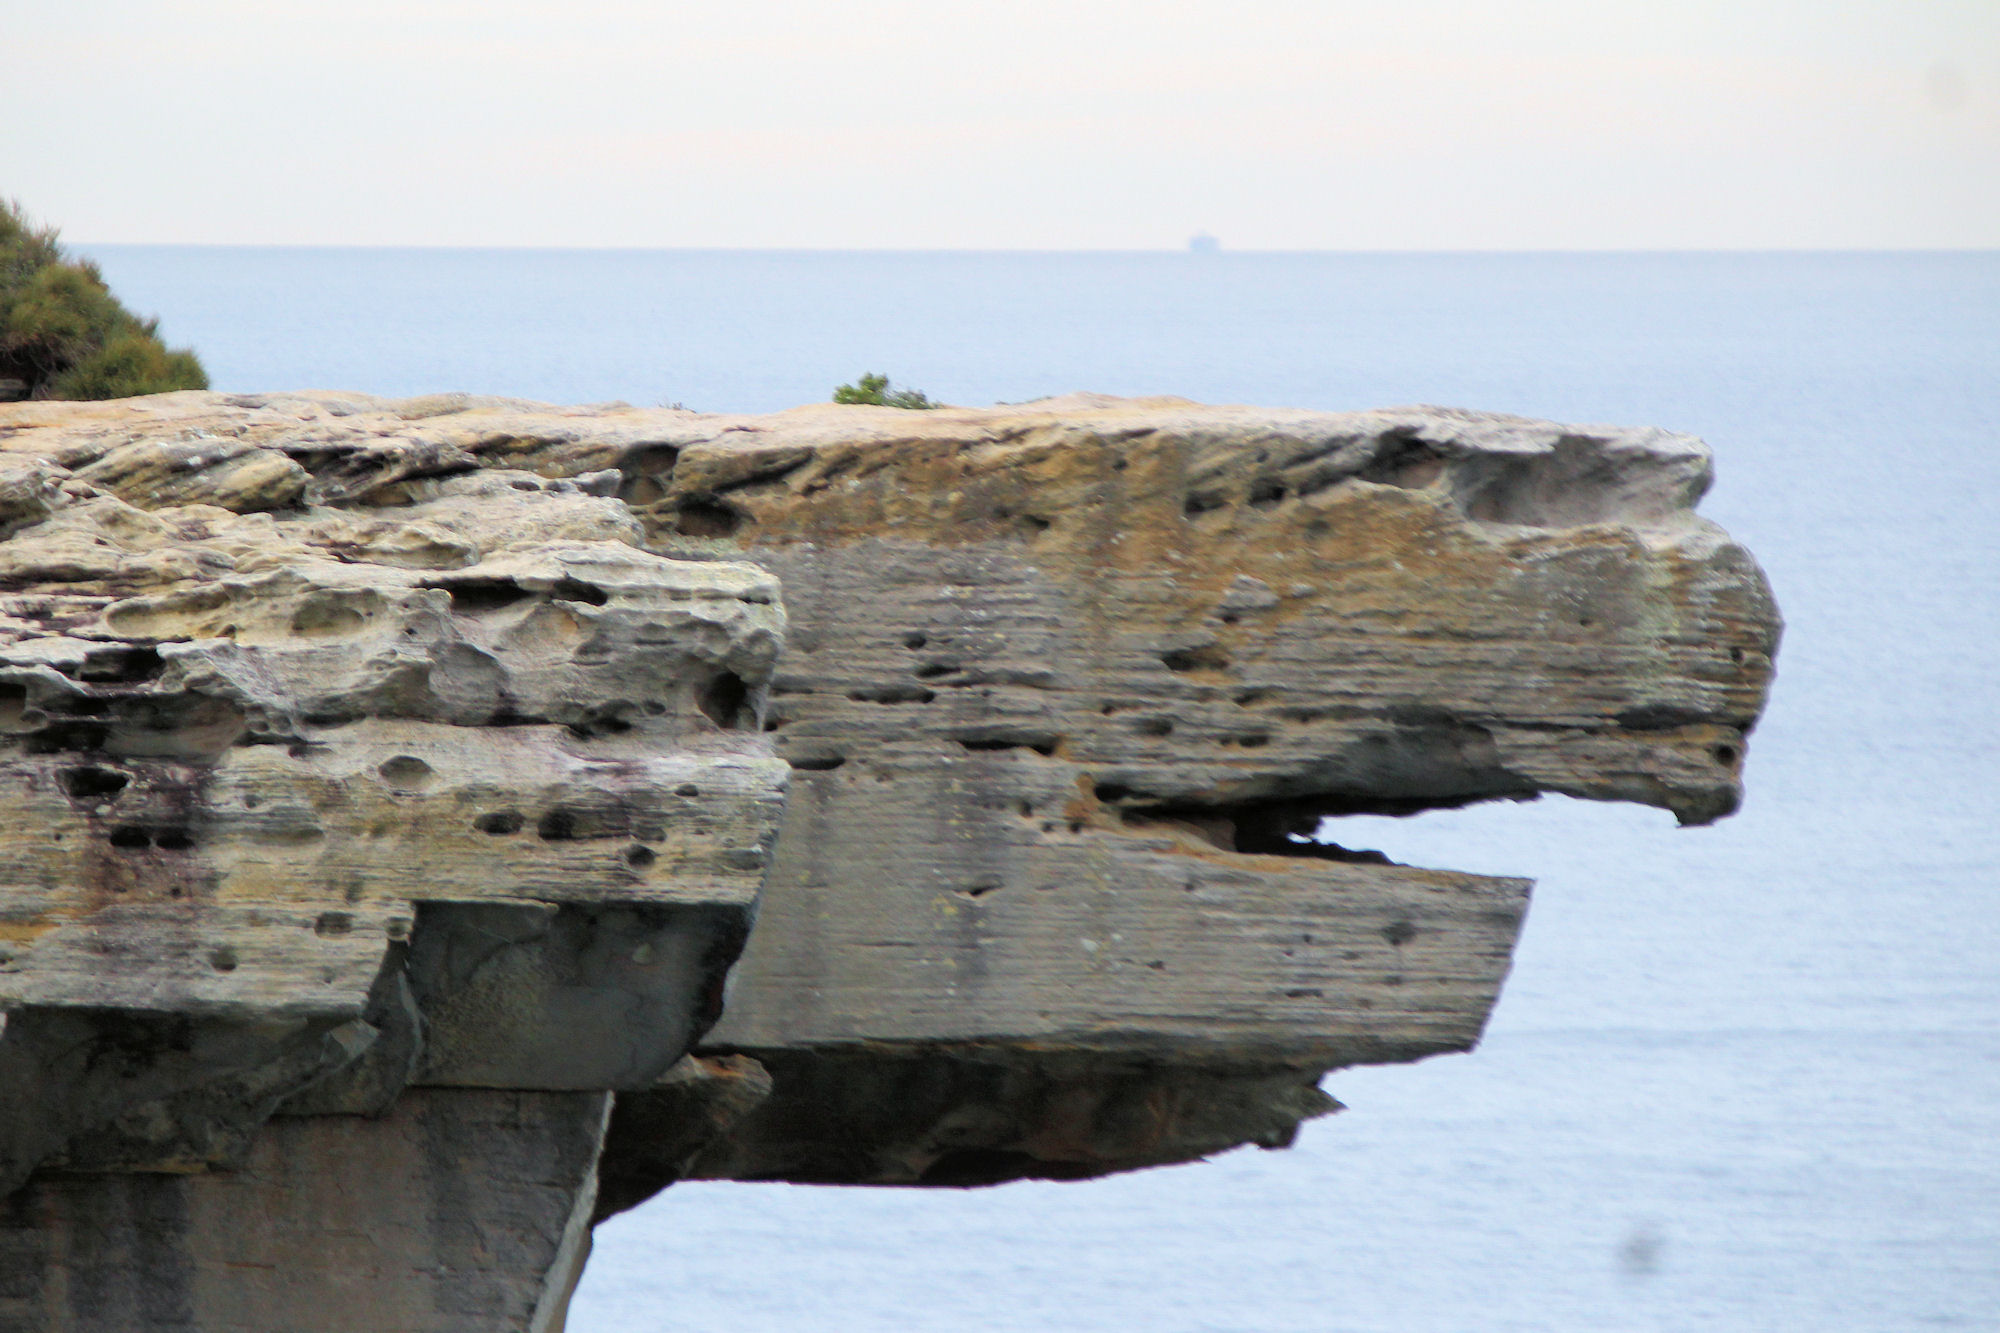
[89,247,2000,1332]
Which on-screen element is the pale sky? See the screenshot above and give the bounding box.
[4,0,1996,249]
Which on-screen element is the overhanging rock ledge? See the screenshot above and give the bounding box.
[0,391,1779,1331]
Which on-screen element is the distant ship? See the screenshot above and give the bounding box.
[1188,233,1220,254]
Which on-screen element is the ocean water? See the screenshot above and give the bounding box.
[89,247,2000,1331]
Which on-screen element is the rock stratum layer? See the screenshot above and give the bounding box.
[0,390,1779,1331]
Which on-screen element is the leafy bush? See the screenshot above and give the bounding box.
[832,372,937,410]
[0,201,208,401]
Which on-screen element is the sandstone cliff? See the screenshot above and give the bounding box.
[0,391,1778,1331]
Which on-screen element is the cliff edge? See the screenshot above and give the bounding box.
[0,391,1778,1331]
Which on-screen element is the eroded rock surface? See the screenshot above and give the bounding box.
[0,393,787,1330]
[603,393,1776,1187]
[0,391,1779,1328]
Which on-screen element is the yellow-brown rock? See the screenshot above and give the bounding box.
[0,392,789,1331]
[605,392,1775,1185]
[0,389,1780,1328]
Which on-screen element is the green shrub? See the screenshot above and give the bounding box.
[0,200,208,401]
[832,372,937,410]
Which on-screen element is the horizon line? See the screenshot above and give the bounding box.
[68,241,2000,257]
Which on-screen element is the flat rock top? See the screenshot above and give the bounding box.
[0,390,1715,534]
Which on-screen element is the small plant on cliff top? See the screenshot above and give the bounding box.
[0,200,208,402]
[832,372,938,410]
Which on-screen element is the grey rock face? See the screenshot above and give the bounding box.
[0,1088,609,1333]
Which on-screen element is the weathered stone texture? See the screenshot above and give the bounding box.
[607,393,1774,1183]
[0,398,787,1174]
[0,392,790,1328]
[0,390,1780,1323]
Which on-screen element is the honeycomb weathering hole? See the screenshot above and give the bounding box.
[60,766,131,801]
[442,579,533,615]
[377,755,435,789]
[675,496,743,538]
[71,646,165,683]
[1159,644,1230,673]
[289,594,372,637]
[537,808,580,841]
[699,672,752,729]
[550,579,609,606]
